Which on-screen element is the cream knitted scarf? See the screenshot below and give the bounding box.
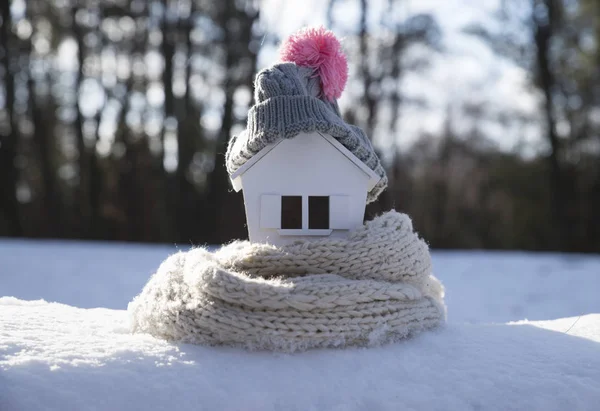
[128,211,446,352]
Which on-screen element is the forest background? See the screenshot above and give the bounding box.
[1,0,599,252]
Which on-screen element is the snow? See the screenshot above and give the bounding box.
[1,239,600,410]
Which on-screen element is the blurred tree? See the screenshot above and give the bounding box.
[465,0,600,251]
[0,0,22,236]
[328,0,442,216]
[202,0,260,244]
[0,0,263,243]
[27,2,61,236]
[1,0,598,252]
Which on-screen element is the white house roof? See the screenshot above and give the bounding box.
[230,131,381,192]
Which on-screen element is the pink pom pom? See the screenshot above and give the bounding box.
[279,26,348,101]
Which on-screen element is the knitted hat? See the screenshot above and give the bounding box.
[225,26,387,203]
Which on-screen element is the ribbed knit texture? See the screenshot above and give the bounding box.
[128,211,446,352]
[225,63,388,203]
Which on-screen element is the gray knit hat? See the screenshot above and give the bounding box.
[225,29,387,203]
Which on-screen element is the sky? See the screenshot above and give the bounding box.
[261,0,543,155]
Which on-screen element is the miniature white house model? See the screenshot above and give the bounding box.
[224,27,387,246]
[230,131,381,246]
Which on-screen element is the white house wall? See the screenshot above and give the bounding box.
[239,132,371,245]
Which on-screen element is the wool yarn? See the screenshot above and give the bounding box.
[225,62,388,204]
[128,211,446,352]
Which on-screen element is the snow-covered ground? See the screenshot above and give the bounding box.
[1,239,600,410]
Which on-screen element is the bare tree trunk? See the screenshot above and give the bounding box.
[205,1,259,244]
[72,5,93,238]
[358,0,386,218]
[161,0,175,141]
[378,31,405,214]
[205,5,240,244]
[29,76,60,236]
[160,0,177,241]
[359,0,377,137]
[533,0,568,250]
[174,12,198,242]
[88,5,103,240]
[0,3,22,236]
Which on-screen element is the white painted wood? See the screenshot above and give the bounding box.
[230,132,381,192]
[260,194,281,229]
[231,176,242,191]
[329,195,350,229]
[230,140,283,192]
[316,132,381,191]
[302,195,309,229]
[238,131,372,246]
[278,229,332,236]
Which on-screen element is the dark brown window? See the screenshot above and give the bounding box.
[281,196,302,229]
[309,196,329,229]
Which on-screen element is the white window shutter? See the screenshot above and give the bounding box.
[330,195,350,229]
[260,194,281,229]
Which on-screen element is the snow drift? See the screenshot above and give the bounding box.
[1,240,600,410]
[1,298,599,411]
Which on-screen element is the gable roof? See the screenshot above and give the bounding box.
[224,70,388,204]
[230,131,381,192]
